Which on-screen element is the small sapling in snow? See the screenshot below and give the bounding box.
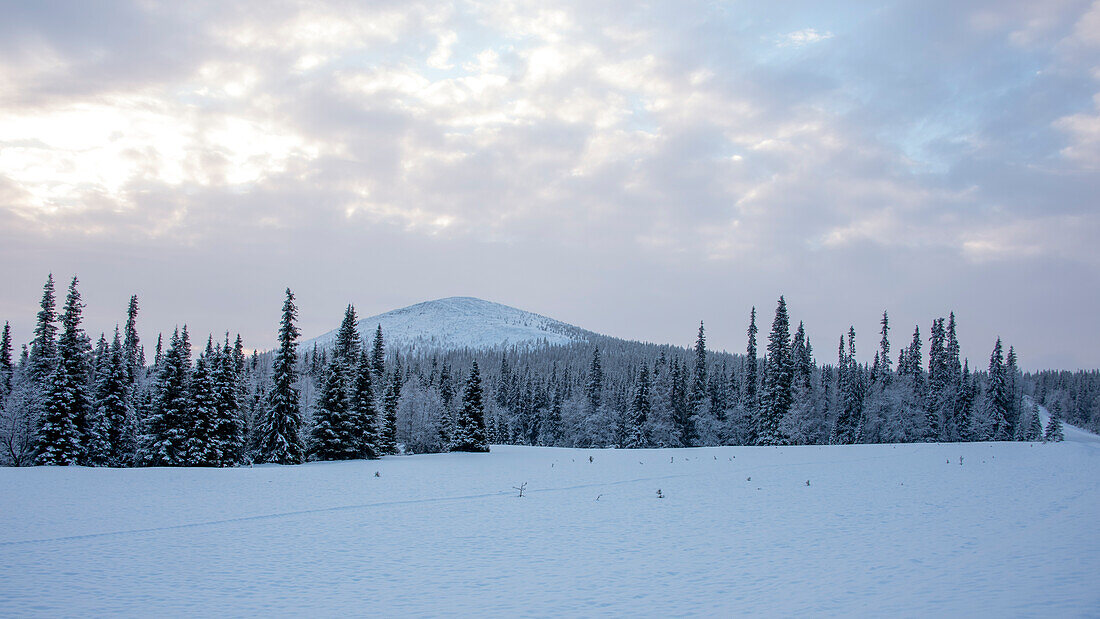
[513,482,528,497]
[656,489,664,499]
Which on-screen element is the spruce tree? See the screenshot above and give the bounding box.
[310,357,359,460]
[985,338,1010,440]
[451,361,489,452]
[689,322,708,416]
[0,321,12,398]
[878,311,892,384]
[758,296,792,445]
[742,307,759,443]
[211,335,244,466]
[350,349,379,459]
[142,327,192,466]
[87,328,134,466]
[1044,402,1064,442]
[185,338,220,466]
[370,324,385,381]
[259,289,305,464]
[36,276,92,465]
[123,295,141,385]
[333,305,361,366]
[29,274,59,387]
[379,361,401,455]
[1024,403,1043,441]
[625,365,651,448]
[926,317,947,441]
[585,347,603,412]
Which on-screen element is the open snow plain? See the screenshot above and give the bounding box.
[2,438,1098,616]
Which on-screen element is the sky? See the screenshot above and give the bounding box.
[1,0,1098,371]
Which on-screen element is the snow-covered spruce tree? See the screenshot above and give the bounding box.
[689,321,708,418]
[451,361,489,452]
[669,358,692,446]
[142,327,192,466]
[984,338,1011,441]
[1044,401,1064,442]
[350,349,379,459]
[259,288,305,465]
[210,335,244,466]
[1,321,13,399]
[310,357,358,460]
[757,296,792,446]
[1005,346,1022,439]
[87,328,134,466]
[742,306,759,444]
[123,295,141,385]
[624,365,651,448]
[184,338,220,466]
[333,305,361,366]
[379,360,401,455]
[370,324,385,382]
[925,317,948,441]
[585,346,603,413]
[36,277,92,465]
[28,274,59,388]
[540,391,564,446]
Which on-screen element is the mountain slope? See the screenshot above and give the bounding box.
[306,297,593,352]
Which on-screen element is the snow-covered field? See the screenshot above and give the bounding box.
[2,437,1099,616]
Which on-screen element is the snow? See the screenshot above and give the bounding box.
[305,296,591,352]
[2,438,1098,615]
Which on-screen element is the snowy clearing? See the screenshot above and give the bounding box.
[1,440,1098,616]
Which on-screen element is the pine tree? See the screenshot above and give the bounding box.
[211,334,244,466]
[742,307,759,443]
[29,274,59,387]
[350,349,379,459]
[877,311,892,384]
[370,324,385,381]
[123,295,141,385]
[758,296,792,445]
[379,361,401,455]
[585,347,603,412]
[985,338,1010,441]
[451,361,489,452]
[625,365,651,448]
[0,321,12,398]
[1044,402,1064,442]
[142,327,192,466]
[259,289,305,464]
[185,338,220,466]
[689,321,708,416]
[1005,346,1021,439]
[87,328,134,466]
[310,357,358,460]
[36,277,92,465]
[333,305,361,366]
[926,317,947,441]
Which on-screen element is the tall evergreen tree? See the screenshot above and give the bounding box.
[742,307,759,444]
[451,361,489,452]
[585,347,603,412]
[1024,403,1043,441]
[211,334,244,466]
[185,338,220,466]
[122,295,141,385]
[333,305,361,366]
[758,297,792,445]
[310,357,358,460]
[28,274,59,386]
[926,317,947,441]
[625,365,651,448]
[259,289,305,464]
[0,321,12,397]
[142,327,192,466]
[350,350,379,459]
[689,321,708,416]
[985,338,1010,441]
[87,328,134,466]
[36,276,92,465]
[877,311,892,384]
[370,324,385,381]
[379,361,401,455]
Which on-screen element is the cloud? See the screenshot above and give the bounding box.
[0,0,1098,368]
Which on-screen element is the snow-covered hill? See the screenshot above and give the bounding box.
[2,441,1099,615]
[305,296,592,352]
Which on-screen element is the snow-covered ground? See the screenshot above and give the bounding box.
[306,296,591,352]
[2,438,1098,616]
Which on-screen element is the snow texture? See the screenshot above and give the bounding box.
[305,297,591,352]
[2,437,1099,615]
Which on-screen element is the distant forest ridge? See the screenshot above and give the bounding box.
[0,274,1094,466]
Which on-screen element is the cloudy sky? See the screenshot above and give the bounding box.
[1,0,1098,370]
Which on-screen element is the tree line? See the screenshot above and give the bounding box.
[0,275,1078,466]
